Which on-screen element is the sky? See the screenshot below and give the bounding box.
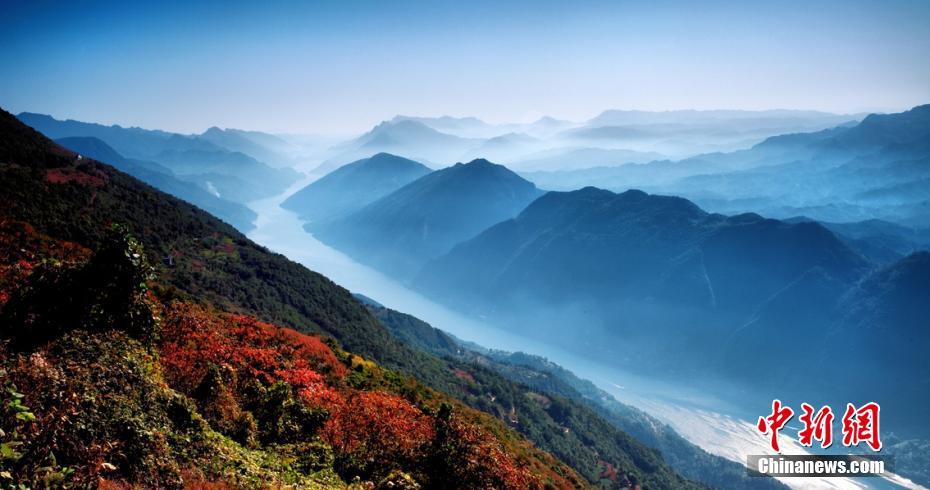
[2,0,929,135]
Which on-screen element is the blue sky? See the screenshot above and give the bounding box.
[2,0,929,134]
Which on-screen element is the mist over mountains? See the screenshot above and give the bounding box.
[11,103,930,486]
[526,105,930,229]
[311,108,861,174]
[268,105,930,462]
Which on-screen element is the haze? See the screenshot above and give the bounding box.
[3,0,930,134]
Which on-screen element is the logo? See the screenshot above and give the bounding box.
[756,400,881,453]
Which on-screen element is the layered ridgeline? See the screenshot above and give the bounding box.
[16,112,301,206]
[0,109,704,488]
[54,136,257,232]
[525,105,930,228]
[313,158,543,278]
[416,186,930,437]
[198,126,297,168]
[282,153,431,222]
[317,119,478,173]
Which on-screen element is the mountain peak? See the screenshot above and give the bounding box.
[368,151,406,161]
[462,157,494,166]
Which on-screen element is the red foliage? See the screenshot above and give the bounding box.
[438,413,535,489]
[599,461,618,482]
[45,167,107,187]
[159,302,345,410]
[451,368,476,384]
[0,219,91,305]
[322,390,434,464]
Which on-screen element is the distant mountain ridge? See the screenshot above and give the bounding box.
[316,120,478,172]
[198,126,294,167]
[16,112,301,205]
[17,112,220,158]
[525,105,930,227]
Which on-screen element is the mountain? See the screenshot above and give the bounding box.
[553,110,859,159]
[55,136,173,176]
[825,104,930,150]
[785,217,930,264]
[524,105,930,227]
[415,182,930,442]
[415,187,870,383]
[149,148,301,202]
[827,252,930,433]
[460,132,543,162]
[54,136,257,231]
[198,126,294,167]
[317,120,477,172]
[586,109,857,128]
[723,248,930,439]
[522,116,576,137]
[390,115,498,138]
[313,159,543,278]
[0,108,704,488]
[16,112,220,158]
[514,147,666,172]
[17,113,302,204]
[389,115,575,139]
[282,153,431,222]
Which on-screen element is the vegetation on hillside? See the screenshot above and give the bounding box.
[0,108,704,488]
[0,223,579,488]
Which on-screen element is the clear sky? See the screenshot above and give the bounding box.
[2,0,929,134]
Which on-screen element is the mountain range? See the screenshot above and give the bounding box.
[412,184,929,437]
[15,112,302,208]
[526,105,930,228]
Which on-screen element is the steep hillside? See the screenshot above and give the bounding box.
[0,223,580,487]
[369,303,783,490]
[54,136,257,231]
[826,252,930,435]
[0,108,701,488]
[314,158,543,278]
[282,153,431,222]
